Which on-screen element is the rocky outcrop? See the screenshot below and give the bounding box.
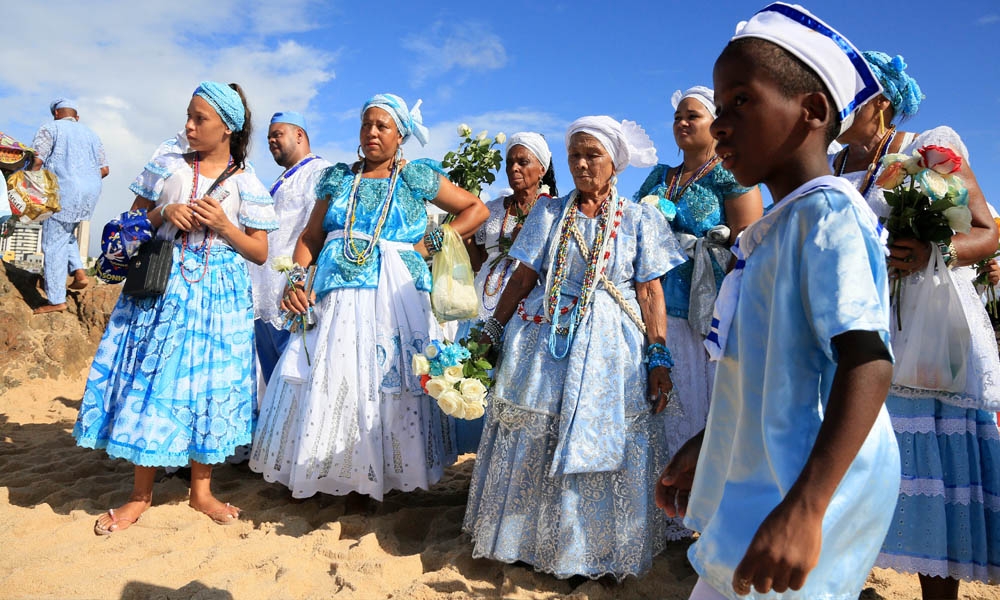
[0,261,120,390]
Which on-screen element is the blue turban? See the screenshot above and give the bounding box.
[863,51,924,120]
[49,98,78,115]
[361,94,429,146]
[271,111,307,131]
[193,81,246,132]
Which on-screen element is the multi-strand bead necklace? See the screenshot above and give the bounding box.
[666,155,722,202]
[180,153,219,284]
[343,158,400,266]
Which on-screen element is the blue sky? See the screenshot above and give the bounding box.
[3,0,998,255]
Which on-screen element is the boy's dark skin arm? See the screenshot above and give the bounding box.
[731,330,892,595]
[656,330,893,595]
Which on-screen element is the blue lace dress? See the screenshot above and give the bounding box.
[249,161,458,501]
[463,193,686,580]
[632,163,751,538]
[74,153,278,466]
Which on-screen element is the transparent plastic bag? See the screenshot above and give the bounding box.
[431,224,479,322]
[891,245,970,393]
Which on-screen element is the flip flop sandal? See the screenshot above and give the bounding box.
[93,508,139,536]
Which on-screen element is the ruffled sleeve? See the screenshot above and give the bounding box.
[907,126,970,163]
[314,163,354,203]
[632,164,670,201]
[399,160,443,201]
[710,164,754,198]
[634,202,686,282]
[235,172,279,231]
[128,152,186,202]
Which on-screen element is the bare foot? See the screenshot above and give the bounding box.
[189,494,241,525]
[33,303,67,315]
[93,497,151,535]
[68,275,89,290]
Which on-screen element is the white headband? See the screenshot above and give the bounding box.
[671,86,716,116]
[732,2,882,134]
[565,116,657,174]
[505,132,552,171]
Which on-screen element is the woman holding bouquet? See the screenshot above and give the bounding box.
[75,82,278,533]
[632,86,762,539]
[249,94,488,503]
[455,131,558,452]
[833,52,1000,597]
[463,116,686,580]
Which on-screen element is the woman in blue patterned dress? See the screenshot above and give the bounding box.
[249,94,488,502]
[632,86,762,539]
[833,51,1000,599]
[463,116,686,580]
[75,82,279,534]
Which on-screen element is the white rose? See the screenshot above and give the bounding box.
[476,130,488,141]
[411,354,430,376]
[424,376,450,399]
[904,153,921,175]
[424,344,439,359]
[495,132,506,145]
[437,389,464,417]
[944,206,973,234]
[459,378,487,404]
[442,365,464,384]
[462,399,485,420]
[458,123,472,137]
[272,256,294,272]
[639,194,659,206]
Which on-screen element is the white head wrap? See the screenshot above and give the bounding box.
[671,86,716,116]
[565,116,657,174]
[732,2,882,134]
[505,132,552,171]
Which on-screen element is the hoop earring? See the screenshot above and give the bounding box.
[357,145,364,161]
[878,109,887,137]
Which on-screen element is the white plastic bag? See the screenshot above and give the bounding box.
[891,245,970,392]
[430,224,479,322]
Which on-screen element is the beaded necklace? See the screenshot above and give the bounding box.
[836,125,896,197]
[179,153,218,284]
[545,190,623,359]
[667,155,722,202]
[343,158,400,265]
[481,195,541,309]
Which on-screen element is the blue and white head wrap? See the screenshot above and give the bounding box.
[863,51,924,120]
[361,94,429,146]
[270,111,308,131]
[193,81,246,132]
[49,98,78,115]
[732,2,882,134]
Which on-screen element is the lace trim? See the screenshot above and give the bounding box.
[892,415,1000,440]
[898,478,1000,509]
[239,191,274,205]
[129,183,159,202]
[876,553,1000,584]
[239,215,279,231]
[890,384,984,410]
[488,396,655,439]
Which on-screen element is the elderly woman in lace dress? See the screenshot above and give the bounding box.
[463,116,686,580]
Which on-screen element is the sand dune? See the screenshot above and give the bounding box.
[2,371,997,599]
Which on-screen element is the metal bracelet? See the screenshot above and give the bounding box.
[482,317,504,345]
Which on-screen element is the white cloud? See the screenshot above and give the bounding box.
[0,1,337,255]
[403,22,507,86]
[979,14,1000,25]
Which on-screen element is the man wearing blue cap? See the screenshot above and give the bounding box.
[250,111,331,382]
[31,98,109,314]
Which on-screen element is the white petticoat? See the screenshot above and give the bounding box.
[249,233,457,500]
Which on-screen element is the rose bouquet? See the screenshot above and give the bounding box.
[442,125,504,198]
[973,216,1000,319]
[877,144,973,327]
[412,331,493,420]
[274,256,315,365]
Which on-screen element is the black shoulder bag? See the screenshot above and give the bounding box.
[123,162,240,298]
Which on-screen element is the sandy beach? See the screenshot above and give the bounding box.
[0,370,996,600]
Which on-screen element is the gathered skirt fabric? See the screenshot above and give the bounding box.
[74,244,257,467]
[876,395,1000,584]
[249,256,457,501]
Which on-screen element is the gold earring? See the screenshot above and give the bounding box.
[878,109,887,137]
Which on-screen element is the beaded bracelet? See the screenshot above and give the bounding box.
[482,317,504,345]
[424,227,445,255]
[160,204,168,220]
[646,343,674,371]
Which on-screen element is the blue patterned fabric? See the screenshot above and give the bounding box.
[32,118,106,223]
[74,243,257,467]
[463,194,686,580]
[193,81,245,132]
[876,396,1000,583]
[313,161,440,296]
[633,163,750,318]
[42,218,86,305]
[863,51,923,119]
[685,185,900,599]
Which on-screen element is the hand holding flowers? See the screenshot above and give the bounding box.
[443,125,504,198]
[412,331,493,420]
[274,256,314,365]
[973,217,1000,319]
